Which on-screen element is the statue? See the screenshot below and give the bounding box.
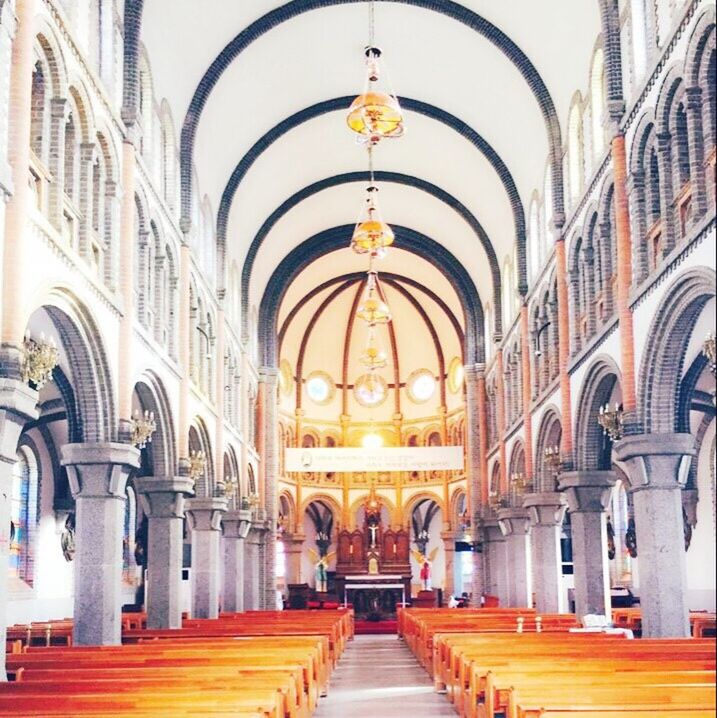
[60,513,76,562]
[412,547,439,591]
[308,547,335,593]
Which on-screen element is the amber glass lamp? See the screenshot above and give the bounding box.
[351,185,394,255]
[357,272,392,324]
[360,324,388,370]
[347,47,405,144]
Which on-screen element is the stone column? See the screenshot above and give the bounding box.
[61,442,140,646]
[559,471,615,619]
[258,368,279,609]
[136,477,194,629]
[186,496,228,619]
[614,434,694,638]
[0,378,38,680]
[244,522,267,610]
[77,141,96,260]
[482,516,509,606]
[222,509,252,613]
[554,237,574,456]
[441,531,456,599]
[282,533,305,587]
[523,492,567,613]
[498,507,532,607]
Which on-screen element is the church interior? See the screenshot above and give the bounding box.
[0,0,715,715]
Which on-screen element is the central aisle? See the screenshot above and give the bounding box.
[314,634,456,717]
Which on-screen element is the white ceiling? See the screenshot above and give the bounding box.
[141,0,602,324]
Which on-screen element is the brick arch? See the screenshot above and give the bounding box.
[242,170,502,343]
[684,7,716,87]
[160,0,563,232]
[257,225,485,367]
[133,371,177,478]
[221,98,521,303]
[639,267,716,434]
[655,64,687,133]
[403,491,445,523]
[300,494,342,528]
[534,406,562,492]
[29,289,116,443]
[574,355,622,471]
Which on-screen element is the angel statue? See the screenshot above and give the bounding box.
[308,547,336,594]
[411,547,439,591]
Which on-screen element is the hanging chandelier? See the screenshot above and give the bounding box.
[351,187,394,256]
[22,331,59,389]
[357,270,392,324]
[360,324,388,370]
[347,2,405,145]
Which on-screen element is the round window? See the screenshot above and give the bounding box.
[354,373,388,408]
[305,371,335,405]
[447,357,465,394]
[408,369,436,404]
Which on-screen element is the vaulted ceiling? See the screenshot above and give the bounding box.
[141,0,602,356]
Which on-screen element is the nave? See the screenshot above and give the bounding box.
[314,635,456,718]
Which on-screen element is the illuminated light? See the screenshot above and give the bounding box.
[362,432,384,450]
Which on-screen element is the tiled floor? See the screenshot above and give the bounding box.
[314,634,457,717]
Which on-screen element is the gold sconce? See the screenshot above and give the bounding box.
[598,403,624,442]
[130,410,156,449]
[22,331,59,389]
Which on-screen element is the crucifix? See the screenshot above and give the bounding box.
[368,523,378,549]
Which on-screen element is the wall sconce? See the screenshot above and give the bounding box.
[188,450,206,483]
[598,403,624,442]
[22,331,59,389]
[130,409,156,449]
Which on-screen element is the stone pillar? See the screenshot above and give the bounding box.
[560,471,616,619]
[77,141,96,260]
[442,531,456,599]
[222,509,252,613]
[656,132,677,253]
[523,492,567,613]
[498,508,532,607]
[520,307,534,479]
[482,517,508,606]
[61,443,141,646]
[244,522,266,610]
[258,368,279,609]
[282,533,305,587]
[0,378,38,680]
[186,496,228,619]
[136,477,194,629]
[614,434,694,638]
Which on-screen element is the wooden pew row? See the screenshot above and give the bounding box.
[430,633,716,718]
[612,608,717,637]
[2,612,350,717]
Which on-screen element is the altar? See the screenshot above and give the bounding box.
[342,575,407,613]
[333,488,413,617]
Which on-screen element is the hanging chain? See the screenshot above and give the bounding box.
[368,143,375,184]
[368,0,376,47]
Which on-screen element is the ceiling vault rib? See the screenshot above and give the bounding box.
[171,0,564,262]
[242,170,503,343]
[258,225,484,368]
[383,279,447,409]
[278,272,361,351]
[375,283,402,416]
[295,279,360,410]
[341,280,368,418]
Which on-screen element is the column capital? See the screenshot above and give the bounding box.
[464,363,486,382]
[523,491,567,527]
[222,509,253,539]
[613,433,695,492]
[497,507,531,537]
[0,377,38,462]
[50,96,68,119]
[559,470,616,513]
[61,442,140,499]
[80,141,97,163]
[136,476,195,519]
[186,496,228,531]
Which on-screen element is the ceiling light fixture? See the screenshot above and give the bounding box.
[347,2,405,146]
[360,323,388,370]
[356,270,392,324]
[351,147,394,256]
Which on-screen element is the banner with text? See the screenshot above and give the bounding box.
[285,446,464,473]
